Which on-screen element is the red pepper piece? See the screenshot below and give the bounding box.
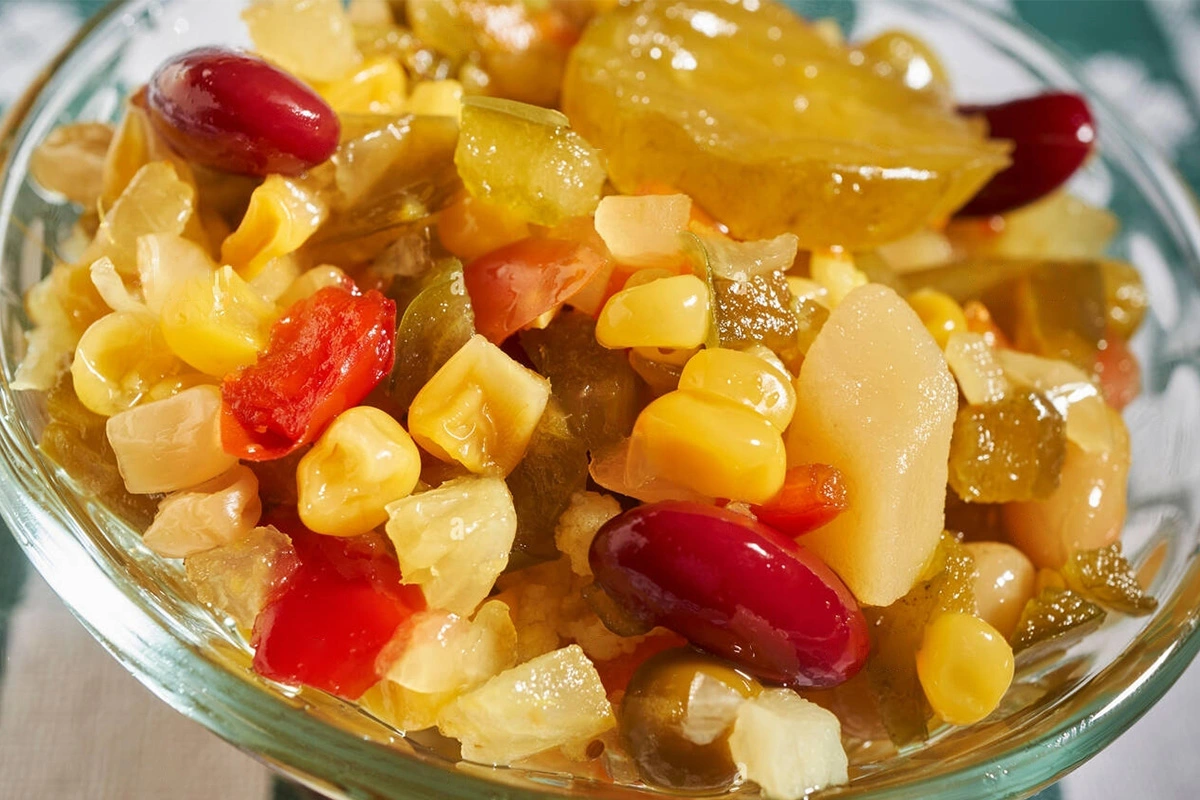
[750,464,849,537]
[463,237,608,344]
[222,287,396,460]
[252,514,424,700]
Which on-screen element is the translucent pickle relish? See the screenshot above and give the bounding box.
[18,0,1155,796]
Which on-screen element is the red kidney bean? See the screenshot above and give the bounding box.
[589,501,869,687]
[146,47,340,177]
[957,92,1095,217]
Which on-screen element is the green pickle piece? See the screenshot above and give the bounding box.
[1010,587,1107,655]
[790,297,829,361]
[387,259,476,408]
[712,273,799,352]
[948,389,1067,504]
[309,114,460,263]
[407,0,575,106]
[519,310,641,454]
[682,230,800,352]
[505,397,589,570]
[621,648,761,792]
[865,533,975,746]
[1062,544,1158,616]
[905,259,1111,370]
[454,96,606,226]
[40,376,158,529]
[562,0,1008,249]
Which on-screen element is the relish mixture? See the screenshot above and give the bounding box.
[17,0,1155,797]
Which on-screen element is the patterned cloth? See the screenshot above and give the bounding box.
[2,1,1199,798]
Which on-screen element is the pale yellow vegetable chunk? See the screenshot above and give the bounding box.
[243,0,362,83]
[728,689,848,800]
[455,96,606,226]
[436,644,615,765]
[593,194,691,267]
[106,385,237,494]
[385,475,517,615]
[143,465,262,558]
[408,335,551,477]
[944,331,1009,406]
[786,284,956,606]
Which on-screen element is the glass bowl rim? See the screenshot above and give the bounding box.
[2,1,1200,798]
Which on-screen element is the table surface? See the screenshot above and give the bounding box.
[3,1,1200,798]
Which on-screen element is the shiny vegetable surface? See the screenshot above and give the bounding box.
[590,501,869,686]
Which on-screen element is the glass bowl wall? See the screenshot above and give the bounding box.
[2,1,1200,798]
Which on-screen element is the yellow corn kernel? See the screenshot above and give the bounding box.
[623,268,676,290]
[809,250,866,307]
[785,276,829,308]
[915,612,1014,725]
[221,174,329,279]
[678,347,797,432]
[596,273,710,350]
[316,55,407,115]
[407,79,464,119]
[408,334,551,476]
[71,311,185,416]
[277,265,350,310]
[161,266,279,378]
[436,193,530,261]
[298,406,422,537]
[627,389,787,504]
[907,288,968,350]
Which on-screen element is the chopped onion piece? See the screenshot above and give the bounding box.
[243,0,362,83]
[185,524,299,629]
[728,689,848,800]
[137,233,216,313]
[379,600,517,695]
[90,257,147,314]
[996,349,1115,454]
[944,332,1009,405]
[30,122,112,207]
[106,384,237,493]
[594,194,691,267]
[698,231,799,282]
[143,465,262,558]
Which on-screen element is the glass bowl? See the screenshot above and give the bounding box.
[2,1,1200,798]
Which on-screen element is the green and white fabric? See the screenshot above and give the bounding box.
[1,1,1198,798]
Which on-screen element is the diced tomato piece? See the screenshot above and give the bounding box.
[251,514,423,700]
[222,287,396,460]
[750,464,849,537]
[1095,333,1141,410]
[592,632,688,696]
[463,237,607,344]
